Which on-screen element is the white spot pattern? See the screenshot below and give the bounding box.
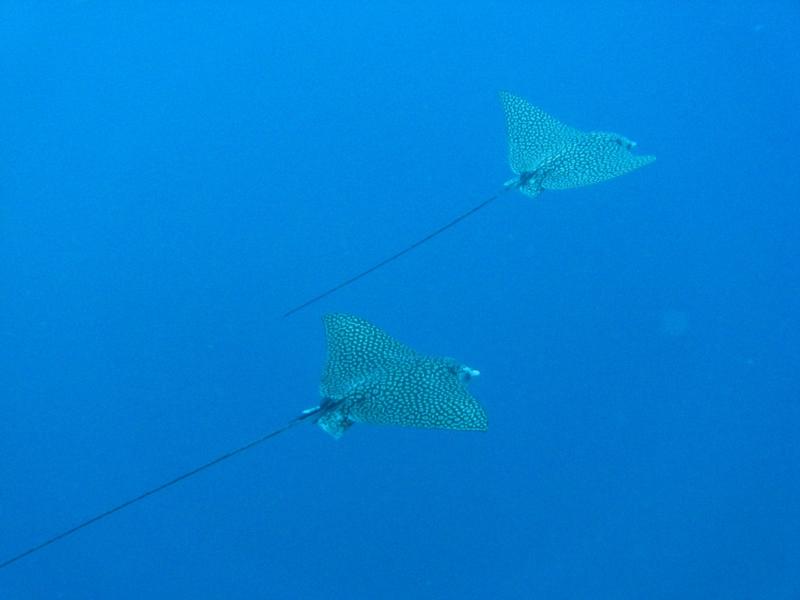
[318,314,488,436]
[499,92,655,195]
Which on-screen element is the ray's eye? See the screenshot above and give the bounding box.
[614,135,636,149]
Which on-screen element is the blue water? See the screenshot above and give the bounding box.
[1,2,798,598]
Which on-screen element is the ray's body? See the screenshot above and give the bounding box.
[0,314,486,570]
[284,92,655,317]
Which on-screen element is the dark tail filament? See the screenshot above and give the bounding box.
[283,187,512,317]
[0,410,320,571]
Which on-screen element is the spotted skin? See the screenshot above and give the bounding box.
[499,91,655,197]
[317,314,488,437]
[500,90,581,176]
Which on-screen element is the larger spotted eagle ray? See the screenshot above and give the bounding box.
[284,91,655,317]
[0,314,486,570]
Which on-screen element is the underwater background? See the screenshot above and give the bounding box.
[1,2,798,598]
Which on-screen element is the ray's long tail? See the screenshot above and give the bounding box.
[283,185,513,317]
[0,410,321,571]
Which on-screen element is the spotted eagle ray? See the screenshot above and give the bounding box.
[284,91,655,316]
[0,314,486,570]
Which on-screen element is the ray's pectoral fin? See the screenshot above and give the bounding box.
[316,314,488,437]
[499,90,581,175]
[541,131,656,190]
[348,357,488,432]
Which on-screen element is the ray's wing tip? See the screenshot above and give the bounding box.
[323,312,357,327]
[637,154,657,169]
[462,402,489,431]
[321,312,338,333]
[498,89,520,106]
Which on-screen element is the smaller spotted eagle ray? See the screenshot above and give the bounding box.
[284,91,655,317]
[0,314,485,570]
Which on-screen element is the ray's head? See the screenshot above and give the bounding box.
[442,357,481,383]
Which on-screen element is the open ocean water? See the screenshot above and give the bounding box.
[1,2,798,598]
